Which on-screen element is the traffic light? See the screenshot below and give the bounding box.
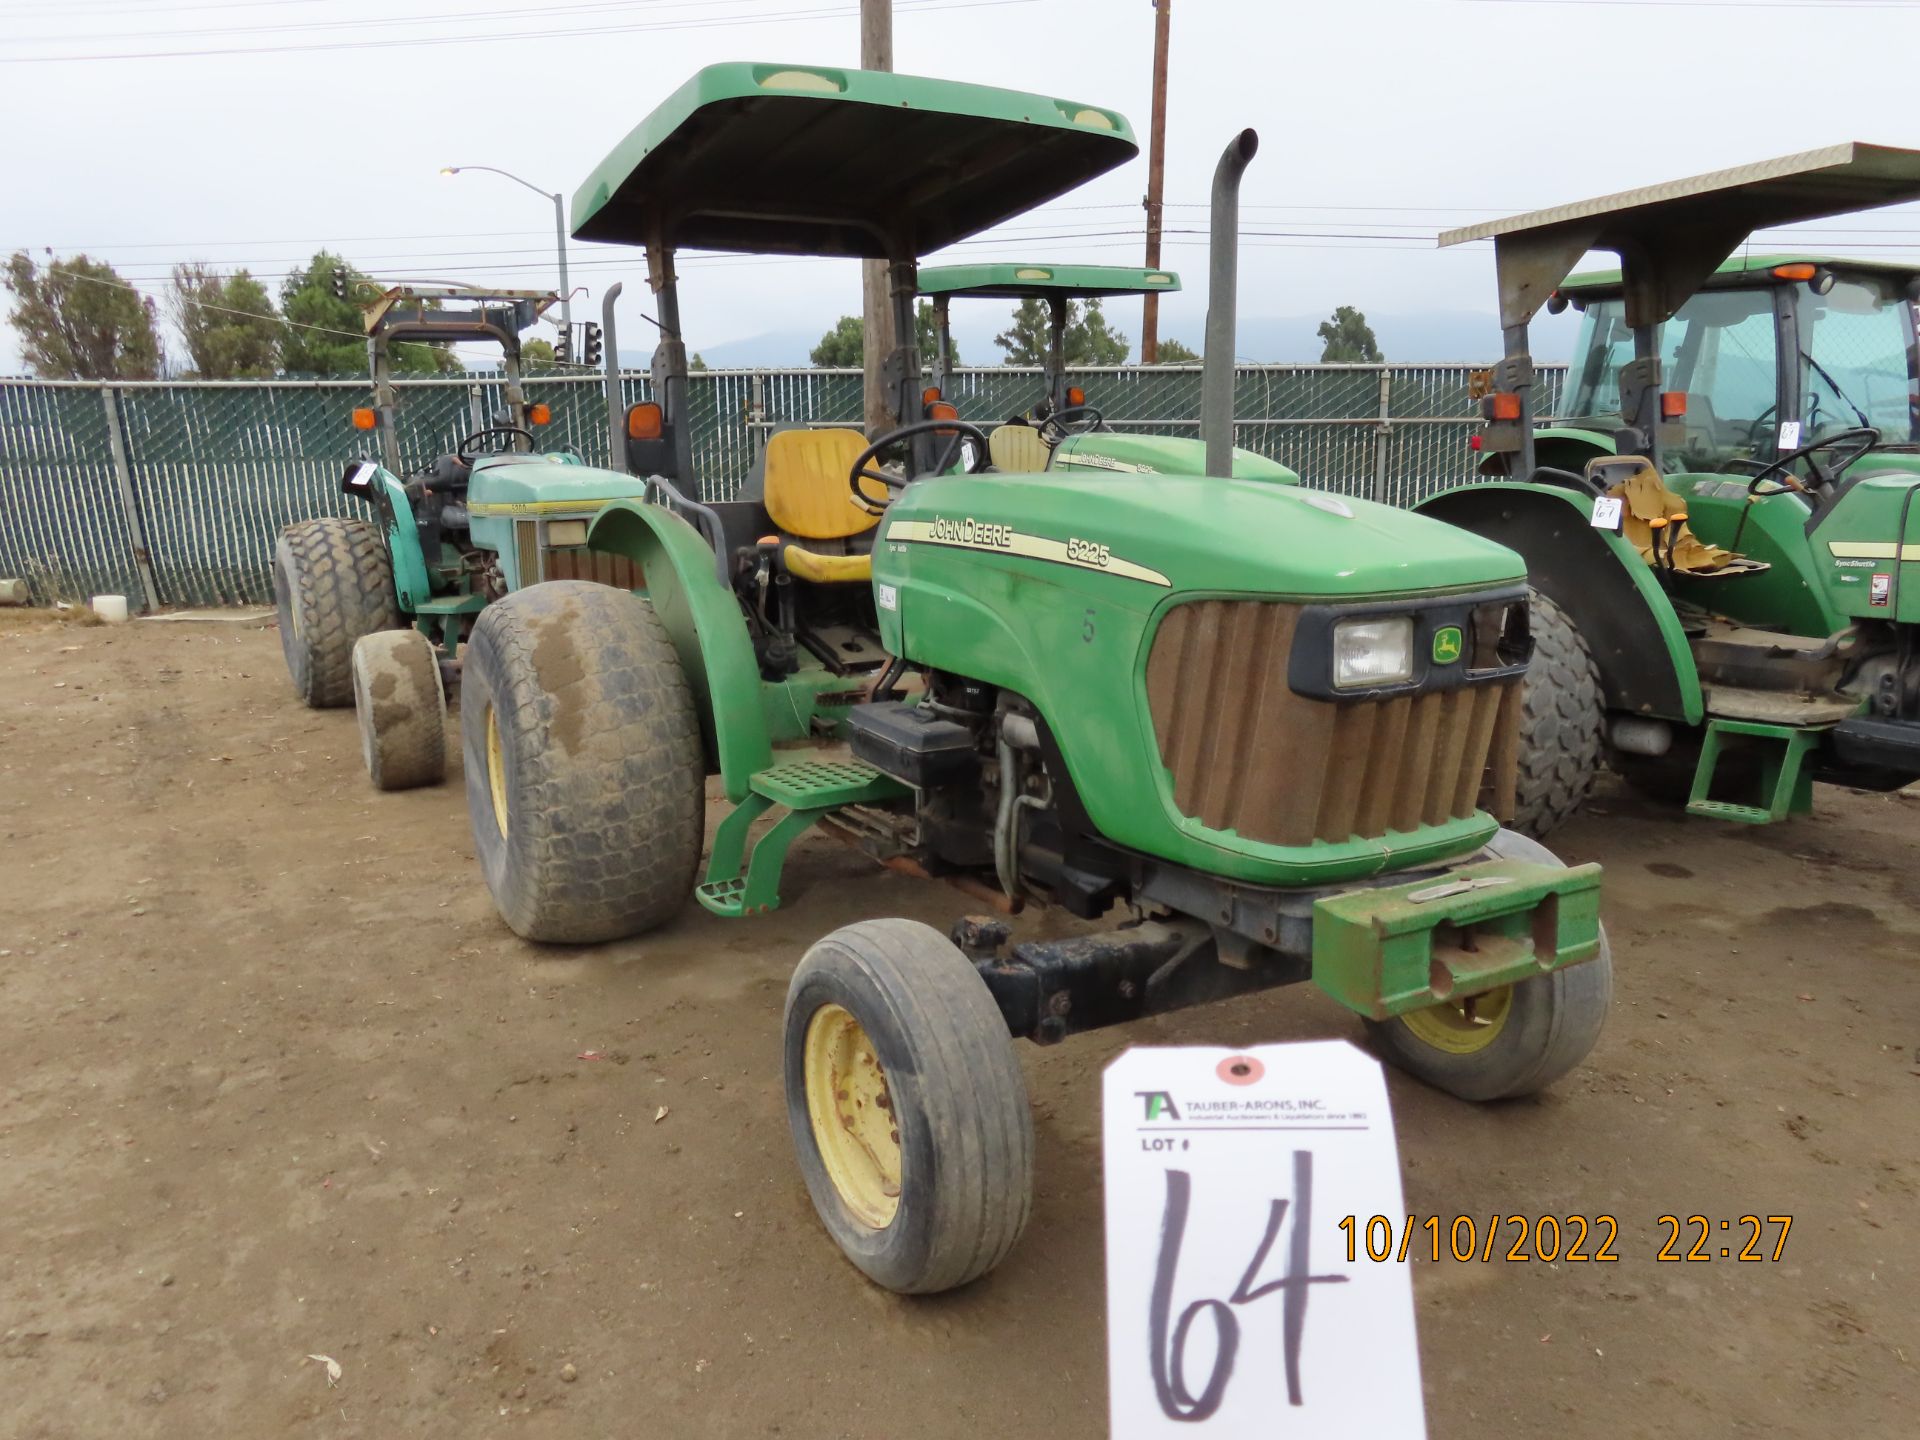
[582,322,602,367]
[555,326,572,365]
[330,266,349,300]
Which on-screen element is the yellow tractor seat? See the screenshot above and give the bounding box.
[1586,455,1769,578]
[988,423,1053,474]
[762,427,888,584]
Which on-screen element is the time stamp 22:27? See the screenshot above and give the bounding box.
[1337,1214,1795,1264]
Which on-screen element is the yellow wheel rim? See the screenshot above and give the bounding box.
[485,704,509,839]
[803,1004,902,1229]
[1399,985,1515,1055]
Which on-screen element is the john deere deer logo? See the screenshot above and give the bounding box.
[1432,626,1463,665]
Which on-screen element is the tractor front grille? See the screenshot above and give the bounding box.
[514,519,644,589]
[1144,599,1521,847]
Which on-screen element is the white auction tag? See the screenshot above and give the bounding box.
[1589,495,1624,532]
[1778,420,1802,450]
[1103,1041,1425,1439]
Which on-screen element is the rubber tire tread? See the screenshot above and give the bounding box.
[273,517,399,708]
[1363,829,1612,1101]
[461,580,703,944]
[1511,589,1604,839]
[352,629,448,791]
[784,919,1033,1294]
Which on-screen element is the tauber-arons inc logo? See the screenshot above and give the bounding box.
[1137,1091,1181,1121]
[1432,625,1463,665]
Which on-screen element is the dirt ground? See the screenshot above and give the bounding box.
[1,612,1915,1440]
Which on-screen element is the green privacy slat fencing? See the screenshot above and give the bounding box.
[0,365,1564,608]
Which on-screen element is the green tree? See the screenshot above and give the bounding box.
[169,263,280,378]
[521,337,555,366]
[993,297,1129,365]
[1316,305,1383,363]
[1150,336,1201,364]
[279,251,462,376]
[809,303,952,367]
[689,352,710,371]
[5,251,162,379]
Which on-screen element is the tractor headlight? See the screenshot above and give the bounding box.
[1332,616,1413,689]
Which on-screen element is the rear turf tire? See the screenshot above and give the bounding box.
[460,581,704,943]
[1511,590,1604,839]
[273,517,399,708]
[1364,829,1612,1102]
[785,919,1033,1294]
[352,629,447,791]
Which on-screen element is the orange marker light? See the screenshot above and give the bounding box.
[1771,263,1818,281]
[1660,392,1688,419]
[626,401,663,439]
[351,407,377,431]
[1066,386,1086,407]
[921,386,942,406]
[927,401,959,424]
[527,403,552,426]
[1488,392,1522,422]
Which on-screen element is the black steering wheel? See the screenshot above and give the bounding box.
[847,418,995,514]
[1743,426,1881,498]
[458,425,536,458]
[1038,404,1105,445]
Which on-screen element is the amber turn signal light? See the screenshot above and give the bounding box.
[1487,392,1522,422]
[626,401,663,439]
[351,407,377,431]
[1066,386,1086,407]
[1660,392,1688,419]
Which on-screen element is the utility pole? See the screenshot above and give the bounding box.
[1140,0,1171,363]
[860,0,899,435]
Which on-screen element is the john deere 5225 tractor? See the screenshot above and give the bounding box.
[459,63,1613,1295]
[1422,145,1920,833]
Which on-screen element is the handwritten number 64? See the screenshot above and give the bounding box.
[1148,1153,1348,1422]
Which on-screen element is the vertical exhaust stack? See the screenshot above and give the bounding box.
[1202,128,1259,479]
[601,282,624,469]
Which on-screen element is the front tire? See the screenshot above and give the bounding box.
[460,581,704,943]
[273,517,400,708]
[785,919,1033,1294]
[1511,590,1604,838]
[352,629,447,791]
[1364,828,1611,1101]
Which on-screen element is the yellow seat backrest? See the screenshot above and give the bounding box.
[989,423,1053,474]
[763,428,883,540]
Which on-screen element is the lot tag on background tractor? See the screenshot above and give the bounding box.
[1103,1042,1426,1439]
[1778,420,1803,450]
[1589,495,1625,533]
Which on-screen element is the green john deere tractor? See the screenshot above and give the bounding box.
[462,61,1613,1295]
[271,283,654,791]
[1420,144,1920,833]
[918,261,1297,480]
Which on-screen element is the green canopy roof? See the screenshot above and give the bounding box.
[571,63,1137,258]
[918,262,1180,300]
[1559,252,1920,294]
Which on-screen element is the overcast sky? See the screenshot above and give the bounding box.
[4,0,1920,373]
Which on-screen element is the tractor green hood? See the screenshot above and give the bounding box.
[871,472,1526,887]
[466,458,652,513]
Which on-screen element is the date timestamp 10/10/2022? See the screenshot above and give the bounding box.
[1337,1214,1794,1264]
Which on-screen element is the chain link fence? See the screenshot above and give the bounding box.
[0,364,1565,608]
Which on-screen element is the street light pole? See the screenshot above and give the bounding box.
[441,164,574,337]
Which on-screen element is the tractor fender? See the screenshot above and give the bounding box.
[1417,482,1703,725]
[589,499,773,801]
[368,470,433,614]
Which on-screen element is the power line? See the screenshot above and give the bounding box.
[0,0,1039,62]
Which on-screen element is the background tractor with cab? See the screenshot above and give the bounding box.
[271,283,653,792]
[920,260,1298,480]
[1420,144,1920,835]
[453,62,1615,1296]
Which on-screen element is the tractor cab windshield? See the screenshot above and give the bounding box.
[917,263,1179,471]
[1557,259,1920,476]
